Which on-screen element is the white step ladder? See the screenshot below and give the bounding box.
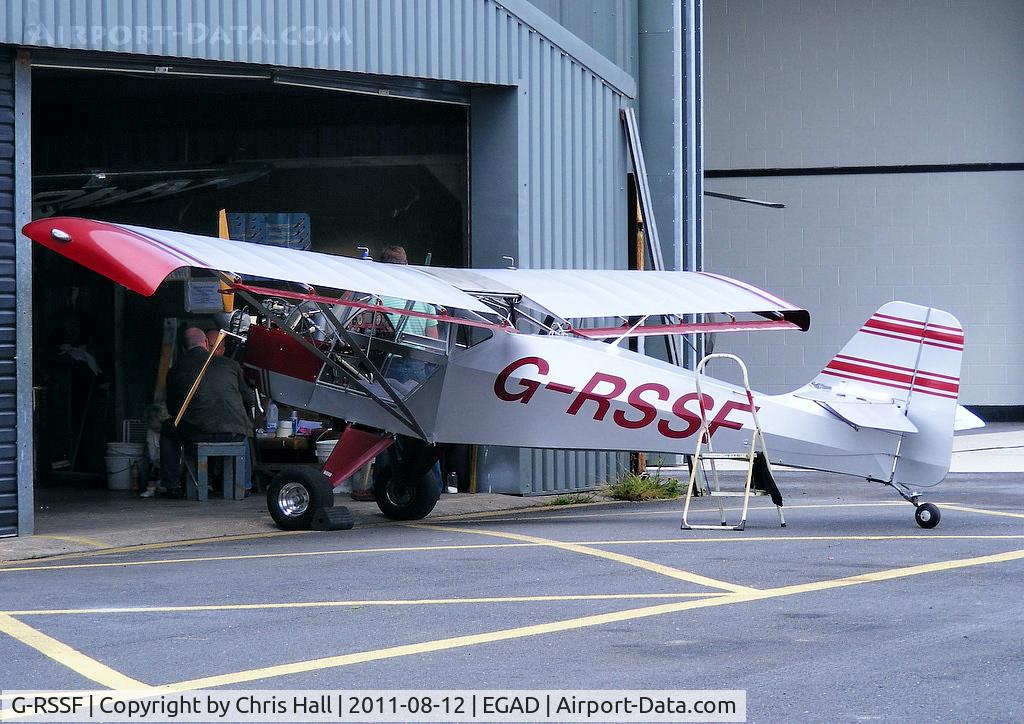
[681,354,786,531]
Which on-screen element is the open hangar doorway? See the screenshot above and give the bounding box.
[29,58,470,488]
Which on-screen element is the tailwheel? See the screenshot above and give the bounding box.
[915,502,941,529]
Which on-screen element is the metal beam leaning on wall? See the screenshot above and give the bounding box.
[621,107,682,368]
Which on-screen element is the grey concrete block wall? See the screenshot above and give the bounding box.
[704,171,1024,405]
[705,0,1024,168]
[703,0,1024,406]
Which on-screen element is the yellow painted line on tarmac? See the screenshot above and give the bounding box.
[413,523,756,594]
[0,612,148,691]
[9,499,1005,568]
[0,542,537,574]
[589,534,1024,545]
[773,547,1024,590]
[32,534,109,549]
[430,500,625,521]
[7,530,1022,577]
[622,500,1024,524]
[467,499,1024,526]
[151,547,1024,692]
[0,530,311,567]
[752,502,903,510]
[3,592,727,617]
[465,501,908,523]
[939,504,1024,520]
[157,601,754,692]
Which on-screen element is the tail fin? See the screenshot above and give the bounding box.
[805,301,968,485]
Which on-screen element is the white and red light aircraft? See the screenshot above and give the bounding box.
[24,217,982,531]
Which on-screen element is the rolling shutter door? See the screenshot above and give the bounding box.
[0,56,16,537]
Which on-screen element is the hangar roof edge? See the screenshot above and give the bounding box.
[0,0,636,99]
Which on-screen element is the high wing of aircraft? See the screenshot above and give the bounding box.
[23,217,983,531]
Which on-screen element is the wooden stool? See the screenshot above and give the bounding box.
[189,441,248,501]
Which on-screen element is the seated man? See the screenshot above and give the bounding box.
[368,245,446,500]
[377,244,440,384]
[159,327,255,497]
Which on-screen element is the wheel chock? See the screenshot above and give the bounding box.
[312,505,355,531]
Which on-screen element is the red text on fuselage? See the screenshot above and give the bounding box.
[493,356,753,439]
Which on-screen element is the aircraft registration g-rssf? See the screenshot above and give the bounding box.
[24,217,984,532]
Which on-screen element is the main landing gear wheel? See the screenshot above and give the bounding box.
[373,463,441,520]
[915,502,941,529]
[267,467,335,530]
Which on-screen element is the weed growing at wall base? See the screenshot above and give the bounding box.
[603,471,680,501]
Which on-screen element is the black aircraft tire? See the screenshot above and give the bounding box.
[373,463,441,521]
[915,502,941,529]
[267,468,335,530]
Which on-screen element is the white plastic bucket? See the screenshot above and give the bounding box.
[105,442,147,490]
[315,438,338,465]
[275,420,294,438]
[107,442,145,457]
[350,462,373,496]
[104,455,134,490]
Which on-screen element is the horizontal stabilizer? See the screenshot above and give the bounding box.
[817,400,918,433]
[796,384,916,432]
[954,405,985,432]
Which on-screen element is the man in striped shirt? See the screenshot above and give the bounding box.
[378,244,439,340]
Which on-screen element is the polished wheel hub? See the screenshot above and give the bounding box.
[279,482,310,517]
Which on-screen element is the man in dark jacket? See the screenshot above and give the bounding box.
[167,327,254,438]
[158,327,255,496]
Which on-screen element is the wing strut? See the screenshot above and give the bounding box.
[312,300,430,442]
[230,285,429,441]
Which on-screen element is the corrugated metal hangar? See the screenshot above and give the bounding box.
[1,1,1021,537]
